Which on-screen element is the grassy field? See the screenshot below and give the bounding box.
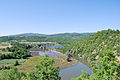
[0,59,26,64]
[17,56,43,72]
[0,51,12,54]
[0,42,12,54]
[17,53,77,72]
[0,42,11,49]
[54,53,77,68]
[0,49,12,54]
[0,59,26,67]
[0,42,10,46]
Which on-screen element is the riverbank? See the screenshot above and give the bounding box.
[54,53,77,68]
[56,48,92,69]
[16,52,77,73]
[73,55,92,68]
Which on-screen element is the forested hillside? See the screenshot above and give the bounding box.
[0,33,93,44]
[59,29,120,80]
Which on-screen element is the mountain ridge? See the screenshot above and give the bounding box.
[6,32,94,37]
[0,32,94,43]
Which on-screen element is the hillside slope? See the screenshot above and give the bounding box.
[59,29,120,80]
[61,29,120,61]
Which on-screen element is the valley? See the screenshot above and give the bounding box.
[0,29,120,80]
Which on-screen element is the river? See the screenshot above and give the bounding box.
[30,45,93,80]
[59,61,92,80]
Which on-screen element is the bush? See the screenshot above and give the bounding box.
[14,60,19,66]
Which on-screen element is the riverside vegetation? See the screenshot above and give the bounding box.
[0,42,77,80]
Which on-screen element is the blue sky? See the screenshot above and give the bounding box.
[0,0,120,36]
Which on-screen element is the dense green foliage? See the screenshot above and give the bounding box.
[3,67,25,80]
[2,55,60,80]
[0,42,31,59]
[75,50,120,80]
[0,42,49,59]
[60,29,120,61]
[59,29,120,80]
[0,59,26,64]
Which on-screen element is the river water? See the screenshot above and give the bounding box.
[59,61,92,80]
[30,45,93,80]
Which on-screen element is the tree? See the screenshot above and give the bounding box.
[66,54,72,62]
[33,55,60,80]
[14,60,19,66]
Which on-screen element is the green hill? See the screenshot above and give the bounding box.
[59,29,120,80]
[0,33,93,44]
[60,29,120,60]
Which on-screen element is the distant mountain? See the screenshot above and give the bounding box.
[9,32,94,37]
[47,33,94,37]
[0,32,94,43]
[10,33,46,37]
[48,33,82,36]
